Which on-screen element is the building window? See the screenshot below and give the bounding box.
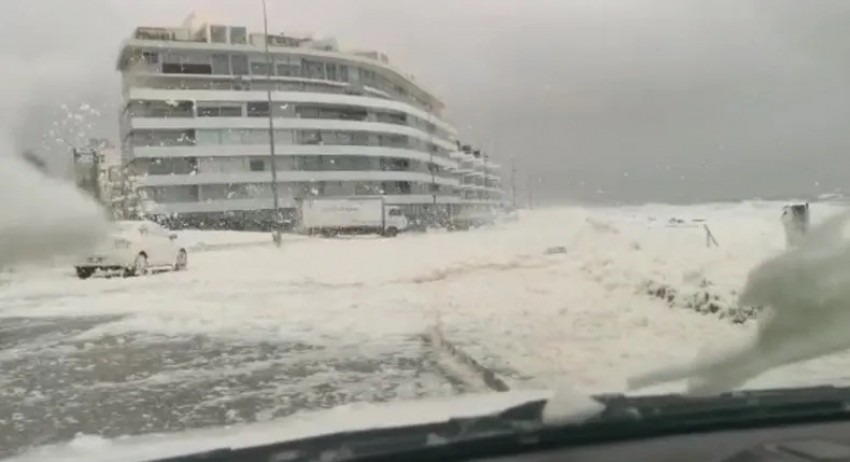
[221,105,242,117]
[276,63,299,77]
[380,158,409,171]
[302,59,325,79]
[250,61,270,76]
[273,129,295,144]
[297,130,323,145]
[231,54,249,75]
[247,101,270,117]
[162,62,212,75]
[128,99,193,117]
[270,103,292,117]
[131,129,196,147]
[145,157,198,175]
[211,54,230,74]
[197,106,218,117]
[379,134,408,148]
[230,27,247,44]
[195,130,221,145]
[163,52,184,64]
[141,185,199,203]
[197,103,242,117]
[249,159,265,171]
[210,25,228,43]
[299,156,322,171]
[222,129,246,145]
[243,130,270,145]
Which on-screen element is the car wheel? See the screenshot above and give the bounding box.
[75,267,94,280]
[174,249,188,271]
[124,253,148,277]
[383,227,399,237]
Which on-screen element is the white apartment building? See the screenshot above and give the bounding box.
[116,13,504,227]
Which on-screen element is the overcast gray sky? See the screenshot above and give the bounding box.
[1,0,849,204]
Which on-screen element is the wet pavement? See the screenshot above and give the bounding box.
[0,315,480,458]
[0,239,544,459]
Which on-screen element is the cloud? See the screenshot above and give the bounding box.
[2,0,849,203]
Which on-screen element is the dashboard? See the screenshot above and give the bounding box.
[481,420,850,462]
[144,387,850,462]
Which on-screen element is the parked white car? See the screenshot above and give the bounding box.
[74,219,188,279]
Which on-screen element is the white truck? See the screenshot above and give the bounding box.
[300,197,408,237]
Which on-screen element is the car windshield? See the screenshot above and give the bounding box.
[1,0,850,460]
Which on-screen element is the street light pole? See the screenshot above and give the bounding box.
[262,0,282,246]
[482,152,489,203]
[428,114,437,206]
[510,157,517,209]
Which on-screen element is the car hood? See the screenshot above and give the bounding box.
[109,229,139,240]
[84,232,132,254]
[8,390,553,462]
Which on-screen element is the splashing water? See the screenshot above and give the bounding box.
[0,50,113,267]
[628,209,850,395]
[0,148,109,267]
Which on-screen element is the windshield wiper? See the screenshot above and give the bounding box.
[587,384,850,428]
[146,385,850,462]
[146,414,529,462]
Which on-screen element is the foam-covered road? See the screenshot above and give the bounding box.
[0,317,471,457]
[0,245,488,457]
[7,203,849,458]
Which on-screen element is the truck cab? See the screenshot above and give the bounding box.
[384,207,409,237]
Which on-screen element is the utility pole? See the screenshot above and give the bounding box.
[510,157,517,209]
[526,174,534,209]
[424,112,439,227]
[262,0,282,247]
[92,151,102,203]
[428,114,437,207]
[482,151,489,203]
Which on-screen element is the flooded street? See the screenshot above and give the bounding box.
[0,313,475,457]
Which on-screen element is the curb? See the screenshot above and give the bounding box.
[641,280,759,324]
[187,241,272,253]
